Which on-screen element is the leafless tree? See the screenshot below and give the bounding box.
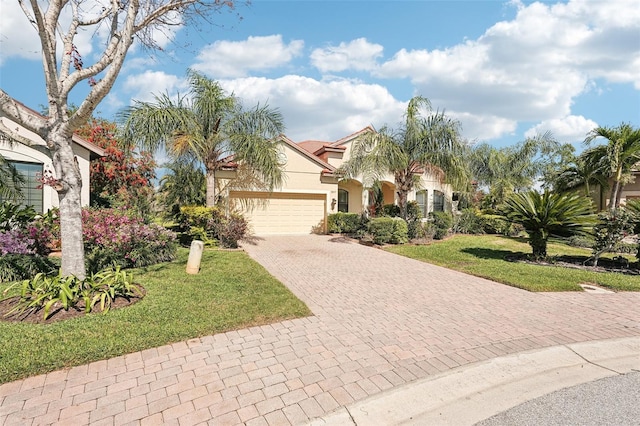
[0,0,241,278]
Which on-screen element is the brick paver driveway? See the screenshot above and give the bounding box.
[2,235,639,425]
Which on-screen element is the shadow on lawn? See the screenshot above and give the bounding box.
[461,247,527,261]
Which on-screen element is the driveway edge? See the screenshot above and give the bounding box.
[308,336,640,426]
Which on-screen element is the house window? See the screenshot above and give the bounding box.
[338,189,349,212]
[0,161,44,213]
[416,190,428,217]
[433,190,445,212]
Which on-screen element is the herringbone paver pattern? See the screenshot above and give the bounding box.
[1,235,639,425]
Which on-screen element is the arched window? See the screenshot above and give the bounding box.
[433,190,445,212]
[338,189,349,212]
[416,190,428,217]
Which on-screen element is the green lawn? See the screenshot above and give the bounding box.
[0,248,310,384]
[385,235,640,292]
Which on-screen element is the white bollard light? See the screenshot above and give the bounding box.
[186,240,204,274]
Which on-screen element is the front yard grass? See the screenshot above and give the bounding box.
[0,248,310,384]
[385,234,640,292]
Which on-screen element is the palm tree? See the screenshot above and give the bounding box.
[120,70,285,207]
[470,133,558,210]
[158,159,206,216]
[553,147,609,198]
[501,190,596,259]
[339,96,469,219]
[584,123,640,211]
[0,154,24,201]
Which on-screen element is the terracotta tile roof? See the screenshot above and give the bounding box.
[297,140,330,154]
[279,135,337,173]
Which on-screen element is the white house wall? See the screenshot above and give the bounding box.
[0,115,94,210]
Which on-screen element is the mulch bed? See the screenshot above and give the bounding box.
[0,284,145,324]
[506,254,640,275]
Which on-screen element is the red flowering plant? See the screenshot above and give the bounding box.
[75,117,156,216]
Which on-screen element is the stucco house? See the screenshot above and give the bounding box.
[588,169,640,211]
[226,126,454,235]
[0,98,104,213]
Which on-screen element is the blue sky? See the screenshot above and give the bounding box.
[1,0,639,150]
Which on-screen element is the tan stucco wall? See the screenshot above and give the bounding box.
[228,140,338,216]
[338,180,364,214]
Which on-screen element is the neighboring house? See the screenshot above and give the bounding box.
[226,126,454,235]
[0,98,104,213]
[588,170,640,211]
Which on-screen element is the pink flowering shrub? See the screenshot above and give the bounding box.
[0,229,35,255]
[82,208,177,272]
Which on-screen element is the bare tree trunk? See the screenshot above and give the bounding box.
[206,168,216,207]
[609,180,620,211]
[50,130,86,279]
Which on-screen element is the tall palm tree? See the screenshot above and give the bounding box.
[339,96,469,218]
[120,70,285,207]
[584,123,640,211]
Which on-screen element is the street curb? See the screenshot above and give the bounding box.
[307,336,640,426]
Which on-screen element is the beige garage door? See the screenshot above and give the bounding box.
[229,191,327,235]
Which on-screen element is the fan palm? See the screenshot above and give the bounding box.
[120,70,285,207]
[584,123,640,211]
[501,190,596,259]
[339,96,469,218]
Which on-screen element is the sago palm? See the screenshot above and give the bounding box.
[584,123,640,211]
[501,190,596,259]
[339,96,469,218]
[120,70,285,207]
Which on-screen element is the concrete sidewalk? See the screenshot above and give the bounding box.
[1,235,639,425]
[309,337,640,425]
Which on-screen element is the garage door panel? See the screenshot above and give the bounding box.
[230,192,326,235]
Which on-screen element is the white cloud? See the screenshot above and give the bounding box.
[220,75,404,141]
[376,0,639,140]
[0,2,41,63]
[122,71,187,103]
[193,35,304,78]
[525,115,598,143]
[310,38,384,73]
[0,1,93,65]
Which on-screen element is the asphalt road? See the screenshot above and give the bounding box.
[476,371,640,426]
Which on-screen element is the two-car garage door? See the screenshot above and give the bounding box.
[229,191,327,235]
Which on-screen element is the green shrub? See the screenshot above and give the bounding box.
[3,266,139,320]
[453,209,485,235]
[430,211,453,240]
[592,209,635,266]
[368,217,408,244]
[480,214,514,235]
[380,204,401,217]
[0,254,58,283]
[566,234,596,248]
[177,206,224,245]
[327,212,362,233]
[405,201,423,239]
[0,202,37,231]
